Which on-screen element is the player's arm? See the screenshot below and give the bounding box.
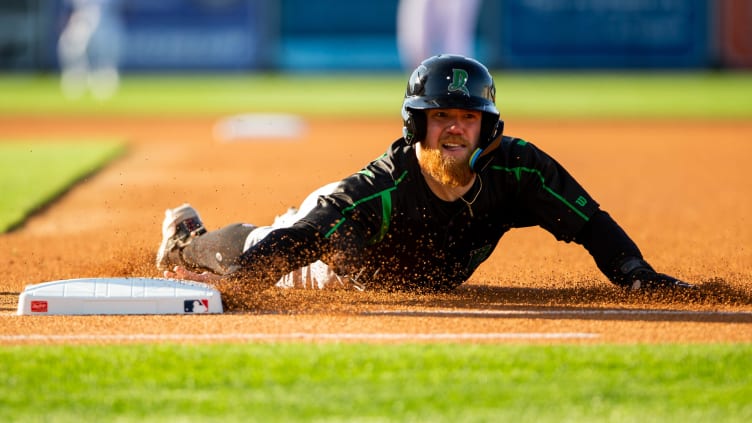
[574,210,695,290]
[233,221,329,287]
[233,194,376,289]
[508,140,693,290]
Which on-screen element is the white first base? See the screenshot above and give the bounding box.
[17,277,223,315]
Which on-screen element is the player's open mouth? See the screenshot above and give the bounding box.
[442,142,467,152]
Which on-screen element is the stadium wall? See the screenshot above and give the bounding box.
[0,0,749,72]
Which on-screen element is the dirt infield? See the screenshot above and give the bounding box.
[1,116,751,344]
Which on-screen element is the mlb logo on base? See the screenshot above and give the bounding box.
[184,299,210,313]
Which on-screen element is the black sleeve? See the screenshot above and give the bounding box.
[235,221,326,286]
[574,210,645,284]
[502,139,600,242]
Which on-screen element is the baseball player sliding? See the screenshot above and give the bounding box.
[156,54,694,295]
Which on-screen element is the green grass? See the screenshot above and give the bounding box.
[1,71,751,119]
[0,141,125,232]
[0,343,749,422]
[494,71,752,119]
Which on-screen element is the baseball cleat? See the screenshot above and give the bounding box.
[156,203,207,271]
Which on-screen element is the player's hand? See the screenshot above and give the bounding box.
[164,265,222,284]
[627,269,696,291]
[615,257,696,291]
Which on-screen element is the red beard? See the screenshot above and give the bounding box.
[419,146,474,187]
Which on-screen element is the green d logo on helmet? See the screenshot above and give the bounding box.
[448,68,470,96]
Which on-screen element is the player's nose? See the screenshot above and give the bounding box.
[446,121,463,134]
[444,116,459,128]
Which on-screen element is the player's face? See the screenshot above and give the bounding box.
[423,108,482,161]
[418,108,482,187]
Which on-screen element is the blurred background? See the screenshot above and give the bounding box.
[1,0,750,76]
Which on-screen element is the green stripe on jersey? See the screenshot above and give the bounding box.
[324,170,408,242]
[490,165,590,221]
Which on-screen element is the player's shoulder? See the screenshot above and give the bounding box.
[486,135,555,170]
[497,135,539,158]
[500,135,532,149]
[342,138,413,188]
[366,138,414,173]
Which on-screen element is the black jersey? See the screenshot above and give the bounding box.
[239,136,640,291]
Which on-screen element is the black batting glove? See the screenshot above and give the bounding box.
[613,257,696,291]
[627,268,696,290]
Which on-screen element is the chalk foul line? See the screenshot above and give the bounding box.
[363,308,752,317]
[0,332,599,342]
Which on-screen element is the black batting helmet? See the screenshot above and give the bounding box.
[401,55,504,170]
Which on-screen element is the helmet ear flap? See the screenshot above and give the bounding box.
[402,109,426,144]
[488,118,504,143]
[469,119,505,172]
[480,116,503,148]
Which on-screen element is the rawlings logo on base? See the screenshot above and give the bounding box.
[30,300,48,313]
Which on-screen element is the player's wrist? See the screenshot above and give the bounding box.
[608,256,653,287]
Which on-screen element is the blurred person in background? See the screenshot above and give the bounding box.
[57,0,124,100]
[397,0,482,69]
